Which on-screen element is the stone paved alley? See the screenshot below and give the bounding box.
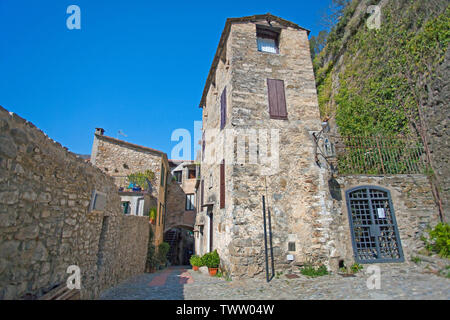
[99,264,450,300]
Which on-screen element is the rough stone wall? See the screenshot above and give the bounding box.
[91,134,168,246]
[424,47,450,222]
[199,22,235,262]
[324,174,440,271]
[92,134,163,201]
[0,106,149,300]
[226,22,325,277]
[115,215,150,281]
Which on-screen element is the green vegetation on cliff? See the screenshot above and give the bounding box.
[313,0,450,137]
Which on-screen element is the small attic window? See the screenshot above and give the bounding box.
[257,26,280,54]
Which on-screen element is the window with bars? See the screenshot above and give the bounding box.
[346,186,404,264]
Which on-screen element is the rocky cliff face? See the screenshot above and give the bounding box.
[313,0,449,220]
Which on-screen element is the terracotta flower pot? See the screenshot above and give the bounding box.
[208,267,218,276]
[193,265,199,271]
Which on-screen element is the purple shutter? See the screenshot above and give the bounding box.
[202,130,205,161]
[267,79,287,119]
[220,87,227,130]
[220,159,225,209]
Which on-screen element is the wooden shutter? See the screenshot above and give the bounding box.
[267,79,287,119]
[202,131,205,161]
[220,160,225,208]
[201,179,204,208]
[220,87,227,130]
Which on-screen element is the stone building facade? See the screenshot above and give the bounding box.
[163,160,197,265]
[195,14,440,278]
[90,130,170,246]
[166,160,197,231]
[0,106,149,299]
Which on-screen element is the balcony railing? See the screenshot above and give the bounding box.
[327,135,428,175]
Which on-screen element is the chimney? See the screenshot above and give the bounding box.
[95,128,105,136]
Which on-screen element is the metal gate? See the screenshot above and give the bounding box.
[346,186,404,263]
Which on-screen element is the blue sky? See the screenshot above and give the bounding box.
[0,0,331,159]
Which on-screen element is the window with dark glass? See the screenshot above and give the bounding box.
[122,201,130,214]
[186,194,195,211]
[174,170,182,183]
[188,169,196,179]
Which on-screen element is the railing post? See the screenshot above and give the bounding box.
[262,196,269,282]
[376,137,386,174]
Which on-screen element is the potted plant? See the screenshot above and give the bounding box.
[204,250,220,276]
[149,207,157,224]
[189,255,202,271]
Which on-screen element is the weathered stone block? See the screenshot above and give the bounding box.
[0,136,17,158]
[14,225,39,240]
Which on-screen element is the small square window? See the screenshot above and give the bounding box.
[257,26,280,54]
[288,242,296,252]
[188,169,196,179]
[122,201,130,215]
[174,170,182,183]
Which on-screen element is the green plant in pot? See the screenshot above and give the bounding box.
[189,255,202,271]
[203,250,220,276]
[149,207,157,224]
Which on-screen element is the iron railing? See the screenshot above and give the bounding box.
[330,135,428,175]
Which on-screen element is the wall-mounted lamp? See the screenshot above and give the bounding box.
[321,121,330,133]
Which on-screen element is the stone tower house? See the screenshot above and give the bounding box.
[195,14,440,279]
[195,14,327,278]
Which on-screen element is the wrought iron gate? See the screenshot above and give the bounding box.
[346,186,404,263]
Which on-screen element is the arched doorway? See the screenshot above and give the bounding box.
[164,226,194,265]
[346,186,404,263]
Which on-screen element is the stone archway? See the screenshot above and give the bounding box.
[164,225,194,265]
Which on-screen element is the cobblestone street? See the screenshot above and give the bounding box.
[99,263,450,300]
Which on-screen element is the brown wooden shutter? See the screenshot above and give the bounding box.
[267,79,287,119]
[202,130,205,161]
[220,160,225,208]
[201,179,204,208]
